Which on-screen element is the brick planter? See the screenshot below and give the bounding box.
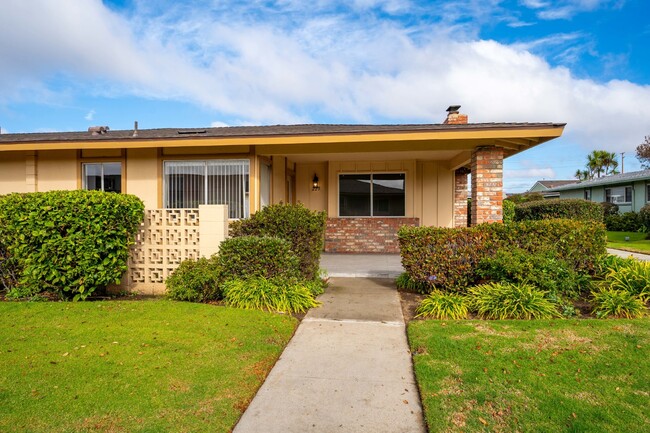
[325,217,419,254]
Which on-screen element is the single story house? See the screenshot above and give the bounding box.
[0,107,565,254]
[546,169,650,213]
[527,179,578,199]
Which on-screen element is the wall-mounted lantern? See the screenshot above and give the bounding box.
[312,174,320,191]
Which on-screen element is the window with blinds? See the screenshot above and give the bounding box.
[82,162,122,193]
[163,159,250,219]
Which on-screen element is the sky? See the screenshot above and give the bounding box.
[1,0,649,192]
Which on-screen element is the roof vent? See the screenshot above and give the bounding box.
[133,121,139,138]
[177,130,207,135]
[88,126,110,135]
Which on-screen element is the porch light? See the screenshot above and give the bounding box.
[312,174,320,191]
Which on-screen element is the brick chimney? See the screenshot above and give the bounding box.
[443,105,468,124]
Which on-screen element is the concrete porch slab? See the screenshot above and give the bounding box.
[320,253,404,279]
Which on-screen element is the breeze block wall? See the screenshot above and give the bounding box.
[325,217,419,253]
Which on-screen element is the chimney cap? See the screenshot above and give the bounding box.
[446,105,461,113]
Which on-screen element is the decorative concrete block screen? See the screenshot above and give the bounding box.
[325,217,419,254]
[122,205,228,295]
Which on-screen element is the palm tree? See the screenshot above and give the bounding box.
[574,169,590,181]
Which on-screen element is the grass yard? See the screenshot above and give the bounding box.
[0,300,297,433]
[607,231,650,254]
[409,319,650,433]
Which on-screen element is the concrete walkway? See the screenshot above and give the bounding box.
[320,253,404,278]
[607,248,650,261]
[233,278,426,433]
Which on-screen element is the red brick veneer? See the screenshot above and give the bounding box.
[325,217,419,253]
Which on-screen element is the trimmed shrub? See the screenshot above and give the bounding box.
[602,260,650,301]
[600,202,619,217]
[229,203,326,281]
[605,212,643,232]
[640,204,650,232]
[398,226,495,291]
[476,248,591,299]
[216,236,301,281]
[506,192,545,204]
[415,291,468,319]
[502,200,515,224]
[166,256,222,302]
[514,199,603,222]
[468,282,559,320]
[0,190,144,300]
[395,272,432,294]
[0,243,19,293]
[591,289,646,319]
[222,277,320,313]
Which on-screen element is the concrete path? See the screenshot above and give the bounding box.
[233,278,426,433]
[607,248,650,261]
[320,253,404,278]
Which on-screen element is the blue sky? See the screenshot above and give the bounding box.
[1,0,649,191]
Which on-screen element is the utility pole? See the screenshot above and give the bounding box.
[621,152,625,174]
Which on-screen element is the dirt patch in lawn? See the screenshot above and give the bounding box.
[398,289,427,323]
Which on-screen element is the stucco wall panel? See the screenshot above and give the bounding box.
[0,151,32,194]
[126,148,159,209]
[37,150,77,191]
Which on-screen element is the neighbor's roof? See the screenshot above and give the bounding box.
[0,122,565,144]
[548,170,650,191]
[532,179,578,189]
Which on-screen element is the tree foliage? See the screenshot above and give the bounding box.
[635,135,650,169]
[575,150,619,180]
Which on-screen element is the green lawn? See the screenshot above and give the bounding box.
[409,319,650,433]
[607,231,650,253]
[0,300,297,433]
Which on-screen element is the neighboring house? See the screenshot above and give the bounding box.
[0,107,565,254]
[546,170,650,213]
[528,180,578,199]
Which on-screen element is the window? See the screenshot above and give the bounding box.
[584,189,591,201]
[605,186,632,203]
[339,173,405,217]
[164,159,249,219]
[82,162,122,193]
[647,184,650,202]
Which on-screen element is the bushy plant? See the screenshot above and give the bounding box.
[506,192,545,204]
[595,254,636,277]
[467,282,559,320]
[0,244,19,293]
[166,256,222,302]
[515,199,603,222]
[396,272,433,294]
[0,190,144,300]
[640,204,650,232]
[605,212,643,232]
[591,289,646,319]
[229,203,326,281]
[398,226,494,291]
[222,277,320,313]
[216,236,301,281]
[600,202,619,217]
[602,260,650,301]
[476,248,591,299]
[415,291,468,319]
[502,200,515,224]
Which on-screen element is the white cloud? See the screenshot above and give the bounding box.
[85,110,95,121]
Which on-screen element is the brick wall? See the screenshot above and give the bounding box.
[454,169,469,227]
[325,217,419,253]
[471,147,504,225]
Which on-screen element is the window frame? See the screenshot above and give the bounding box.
[162,159,250,219]
[605,185,632,204]
[81,161,124,193]
[337,172,406,218]
[584,189,591,201]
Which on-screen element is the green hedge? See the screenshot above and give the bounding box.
[229,203,326,280]
[165,256,222,302]
[502,200,515,224]
[0,190,144,300]
[641,204,650,232]
[605,212,644,232]
[216,236,301,281]
[399,219,606,292]
[515,199,603,222]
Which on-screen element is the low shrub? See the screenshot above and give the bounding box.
[166,256,222,302]
[476,248,591,299]
[0,244,19,293]
[415,291,468,319]
[396,272,432,294]
[600,202,619,217]
[514,199,603,222]
[467,282,559,320]
[502,200,515,224]
[640,204,650,232]
[398,226,494,291]
[506,192,545,204]
[602,260,650,301]
[216,236,301,281]
[222,277,320,313]
[595,254,636,277]
[591,289,646,319]
[0,190,144,300]
[605,212,643,232]
[229,203,326,281]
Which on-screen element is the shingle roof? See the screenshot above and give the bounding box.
[536,180,578,188]
[547,170,650,191]
[0,122,566,144]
